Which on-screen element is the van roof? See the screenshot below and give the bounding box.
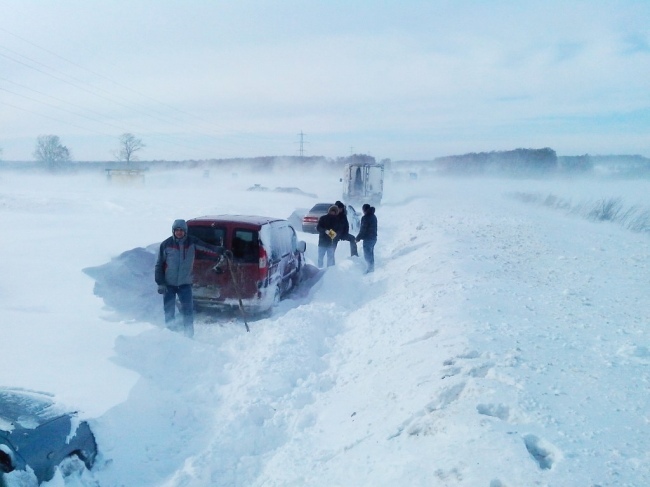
[188,215,286,226]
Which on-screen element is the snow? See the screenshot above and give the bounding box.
[1,168,649,486]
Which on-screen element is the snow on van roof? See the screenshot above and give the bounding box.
[188,215,286,225]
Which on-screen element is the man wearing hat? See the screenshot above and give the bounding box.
[333,200,359,257]
[154,219,224,337]
[316,205,340,268]
[356,204,377,274]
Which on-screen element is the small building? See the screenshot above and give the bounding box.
[105,168,146,184]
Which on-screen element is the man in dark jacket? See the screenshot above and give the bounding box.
[355,204,377,273]
[333,201,359,257]
[316,205,340,267]
[154,219,224,337]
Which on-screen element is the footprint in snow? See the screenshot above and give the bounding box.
[476,403,511,421]
[523,434,560,470]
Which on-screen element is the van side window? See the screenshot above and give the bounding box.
[232,230,258,263]
[270,224,295,261]
[280,226,295,254]
[269,225,280,261]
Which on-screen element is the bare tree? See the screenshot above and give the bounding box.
[115,133,145,163]
[33,135,71,169]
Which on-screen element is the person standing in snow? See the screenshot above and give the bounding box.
[316,205,340,268]
[154,219,224,337]
[333,200,359,258]
[355,204,377,274]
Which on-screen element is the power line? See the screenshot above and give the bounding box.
[0,26,282,156]
[0,26,235,136]
[0,54,231,157]
[0,74,221,156]
[0,48,274,157]
[0,100,113,138]
[0,49,182,128]
[0,85,125,132]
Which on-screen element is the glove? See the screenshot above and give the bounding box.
[157,285,167,294]
[326,229,337,240]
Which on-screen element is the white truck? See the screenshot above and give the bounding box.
[341,162,384,206]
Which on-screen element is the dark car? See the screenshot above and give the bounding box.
[187,215,306,313]
[301,203,360,234]
[0,388,97,485]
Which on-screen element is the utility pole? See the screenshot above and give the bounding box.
[297,131,307,159]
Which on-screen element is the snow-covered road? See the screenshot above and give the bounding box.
[1,170,648,486]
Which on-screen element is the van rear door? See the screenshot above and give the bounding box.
[189,224,229,295]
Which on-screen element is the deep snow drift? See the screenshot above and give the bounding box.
[1,168,649,486]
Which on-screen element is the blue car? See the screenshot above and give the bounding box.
[0,388,97,484]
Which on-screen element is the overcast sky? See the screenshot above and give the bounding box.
[1,1,649,162]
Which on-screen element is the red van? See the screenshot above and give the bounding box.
[187,215,306,313]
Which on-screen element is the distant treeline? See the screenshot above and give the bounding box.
[0,153,379,173]
[395,149,650,178]
[558,154,650,177]
[434,148,558,176]
[3,149,650,178]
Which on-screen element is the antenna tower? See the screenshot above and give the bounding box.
[298,131,305,157]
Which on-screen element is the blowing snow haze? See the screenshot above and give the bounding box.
[2,1,650,484]
[0,160,649,486]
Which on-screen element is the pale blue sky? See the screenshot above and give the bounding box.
[1,1,649,161]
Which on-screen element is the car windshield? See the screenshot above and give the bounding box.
[0,390,61,430]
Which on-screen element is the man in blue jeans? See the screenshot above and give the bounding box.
[356,204,377,273]
[154,219,224,337]
[316,205,340,267]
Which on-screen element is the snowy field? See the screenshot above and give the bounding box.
[1,167,649,486]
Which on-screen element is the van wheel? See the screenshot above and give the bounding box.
[273,285,281,306]
[0,449,14,473]
[291,270,301,289]
[57,453,88,479]
[73,446,97,471]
